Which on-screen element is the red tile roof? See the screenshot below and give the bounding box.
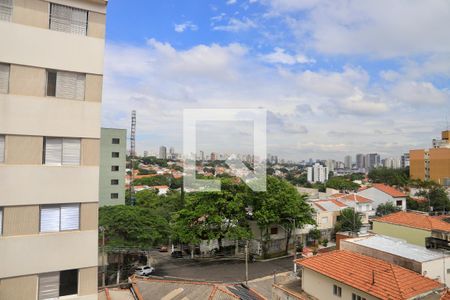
[372,183,406,198]
[296,250,443,300]
[337,194,372,203]
[374,211,450,232]
[442,291,450,300]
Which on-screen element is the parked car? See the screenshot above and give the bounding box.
[159,246,168,252]
[135,266,155,276]
[171,250,183,258]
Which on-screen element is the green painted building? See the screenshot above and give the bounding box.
[99,128,127,206]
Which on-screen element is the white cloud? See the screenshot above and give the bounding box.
[261,47,315,65]
[227,0,237,4]
[391,81,450,105]
[213,17,257,32]
[269,0,450,57]
[174,21,198,33]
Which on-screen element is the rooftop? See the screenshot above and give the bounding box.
[335,193,372,204]
[296,250,443,300]
[313,199,347,212]
[364,183,407,198]
[374,211,450,232]
[344,234,447,262]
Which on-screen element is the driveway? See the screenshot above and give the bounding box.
[148,251,295,283]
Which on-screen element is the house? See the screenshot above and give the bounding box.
[308,199,347,240]
[372,211,450,248]
[295,250,444,300]
[357,183,407,210]
[340,234,450,287]
[150,185,169,195]
[332,193,375,223]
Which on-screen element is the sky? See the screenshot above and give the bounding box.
[101,0,450,161]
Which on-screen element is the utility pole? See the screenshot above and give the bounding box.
[293,219,297,274]
[100,226,106,287]
[245,241,249,285]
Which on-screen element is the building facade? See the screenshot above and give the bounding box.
[0,0,107,299]
[307,162,328,183]
[99,128,126,206]
[159,145,167,159]
[410,130,450,186]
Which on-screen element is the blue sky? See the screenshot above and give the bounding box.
[101,0,450,161]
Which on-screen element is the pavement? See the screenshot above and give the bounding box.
[148,250,295,283]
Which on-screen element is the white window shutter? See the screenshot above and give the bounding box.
[39,272,60,300]
[40,206,61,232]
[60,204,80,231]
[50,3,87,35]
[62,138,81,165]
[0,0,13,22]
[0,135,4,163]
[45,138,63,165]
[0,63,10,94]
[56,71,77,100]
[0,209,3,235]
[75,73,86,100]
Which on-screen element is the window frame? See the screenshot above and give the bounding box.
[43,137,81,166]
[49,2,88,36]
[0,0,13,22]
[111,193,119,199]
[39,269,79,299]
[112,138,120,144]
[111,179,119,185]
[0,134,5,163]
[39,203,80,233]
[0,207,3,236]
[333,284,342,297]
[45,69,86,100]
[111,165,119,172]
[112,152,120,158]
[0,63,10,94]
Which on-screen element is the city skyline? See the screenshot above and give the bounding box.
[101,1,450,160]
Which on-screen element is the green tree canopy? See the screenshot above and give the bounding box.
[326,176,360,191]
[376,202,401,216]
[368,167,409,187]
[335,208,362,234]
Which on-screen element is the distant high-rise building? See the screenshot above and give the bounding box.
[410,130,450,186]
[365,153,380,171]
[326,160,335,172]
[159,146,167,159]
[344,155,352,169]
[401,153,410,168]
[210,152,216,161]
[356,154,365,169]
[307,163,328,183]
[199,150,205,161]
[382,157,401,169]
[99,128,126,206]
[0,0,108,298]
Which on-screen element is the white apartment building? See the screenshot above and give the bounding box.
[307,162,328,183]
[0,0,107,299]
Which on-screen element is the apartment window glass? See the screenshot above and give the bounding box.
[396,200,402,206]
[0,63,10,94]
[111,193,119,199]
[270,227,278,235]
[111,165,119,171]
[352,294,366,300]
[112,152,120,158]
[40,204,80,232]
[39,270,78,300]
[333,285,342,297]
[0,135,4,163]
[44,138,81,165]
[112,138,120,144]
[49,3,88,35]
[321,216,328,224]
[111,179,119,185]
[0,0,12,22]
[47,70,85,100]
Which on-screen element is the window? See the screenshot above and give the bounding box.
[39,269,78,299]
[44,138,81,165]
[321,216,328,224]
[49,3,88,35]
[111,193,119,199]
[270,227,278,235]
[0,208,3,235]
[40,204,80,232]
[396,200,403,206]
[0,135,4,163]
[111,165,119,171]
[112,138,120,144]
[47,70,86,100]
[0,63,9,94]
[111,179,119,185]
[333,285,342,297]
[0,0,12,22]
[352,293,366,300]
[112,152,120,158]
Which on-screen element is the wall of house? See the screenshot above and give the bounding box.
[301,268,377,300]
[358,188,406,210]
[372,222,430,247]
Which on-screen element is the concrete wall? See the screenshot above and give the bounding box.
[99,128,126,206]
[301,268,377,300]
[410,149,426,180]
[372,221,430,247]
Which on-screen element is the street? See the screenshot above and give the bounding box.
[148,251,295,283]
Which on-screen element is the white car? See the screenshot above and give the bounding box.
[135,266,155,276]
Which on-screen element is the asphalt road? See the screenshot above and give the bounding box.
[148,251,294,283]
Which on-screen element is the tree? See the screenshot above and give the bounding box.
[308,228,321,246]
[335,208,362,234]
[428,187,450,212]
[133,175,170,186]
[376,202,401,216]
[368,167,409,187]
[171,178,251,253]
[99,205,169,248]
[326,176,360,191]
[248,176,315,255]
